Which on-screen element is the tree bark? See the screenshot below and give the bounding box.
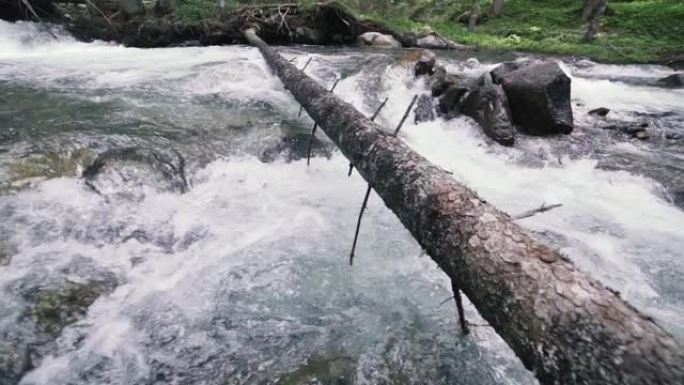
[490,0,505,17]
[581,0,600,22]
[468,0,481,31]
[584,0,608,41]
[243,29,684,385]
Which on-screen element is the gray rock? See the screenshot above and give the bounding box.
[496,61,574,136]
[414,49,436,77]
[416,34,447,49]
[461,74,515,146]
[589,107,610,117]
[356,32,401,48]
[438,84,469,118]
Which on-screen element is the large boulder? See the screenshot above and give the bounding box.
[461,74,515,146]
[357,32,401,48]
[416,34,448,49]
[414,50,436,77]
[494,61,574,136]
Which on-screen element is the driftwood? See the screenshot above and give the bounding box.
[243,29,684,385]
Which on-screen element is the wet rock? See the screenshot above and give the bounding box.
[430,66,449,96]
[665,132,683,140]
[295,27,325,45]
[589,107,610,117]
[634,130,649,141]
[154,0,176,16]
[416,34,447,49]
[260,134,332,163]
[496,61,574,135]
[414,49,436,77]
[490,61,527,84]
[461,74,515,146]
[82,147,188,196]
[437,84,469,118]
[357,32,401,48]
[657,73,684,88]
[27,281,111,336]
[603,122,649,140]
[414,94,435,123]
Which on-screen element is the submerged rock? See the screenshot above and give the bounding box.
[461,74,515,146]
[82,147,188,196]
[357,32,401,48]
[657,73,684,88]
[495,61,574,136]
[589,107,610,117]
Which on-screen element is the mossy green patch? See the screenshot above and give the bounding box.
[276,355,354,385]
[29,281,107,336]
[4,148,95,190]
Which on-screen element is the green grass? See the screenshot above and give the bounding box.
[358,0,684,63]
[173,0,683,63]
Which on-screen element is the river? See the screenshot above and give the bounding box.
[1,20,683,385]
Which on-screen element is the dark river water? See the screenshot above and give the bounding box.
[1,20,683,385]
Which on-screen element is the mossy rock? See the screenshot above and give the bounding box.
[28,280,110,336]
[5,148,95,190]
[276,355,354,385]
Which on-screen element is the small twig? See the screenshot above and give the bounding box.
[451,279,470,335]
[513,202,562,220]
[306,78,340,166]
[439,295,455,306]
[348,96,389,177]
[392,95,419,137]
[349,96,418,265]
[349,184,372,265]
[297,56,314,118]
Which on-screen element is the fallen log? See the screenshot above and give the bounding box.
[243,29,684,385]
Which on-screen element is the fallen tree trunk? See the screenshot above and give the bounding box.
[243,29,684,385]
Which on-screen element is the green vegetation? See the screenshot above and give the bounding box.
[29,281,108,335]
[356,0,683,63]
[175,0,682,63]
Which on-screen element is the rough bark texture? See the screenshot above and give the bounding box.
[243,29,684,385]
[584,0,608,41]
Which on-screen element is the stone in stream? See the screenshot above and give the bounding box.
[415,33,448,49]
[414,94,435,123]
[437,83,469,118]
[588,107,610,117]
[460,73,516,146]
[82,147,188,196]
[356,32,401,48]
[657,73,684,88]
[414,50,436,77]
[494,61,574,136]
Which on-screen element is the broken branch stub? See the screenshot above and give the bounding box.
[243,28,684,385]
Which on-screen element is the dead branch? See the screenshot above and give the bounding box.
[513,202,562,220]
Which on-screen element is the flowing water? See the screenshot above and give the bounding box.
[1,21,683,385]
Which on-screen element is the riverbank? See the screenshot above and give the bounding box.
[351,0,683,65]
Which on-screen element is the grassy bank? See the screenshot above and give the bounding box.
[356,0,683,63]
[175,0,683,63]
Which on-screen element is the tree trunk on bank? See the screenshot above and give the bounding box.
[584,0,608,41]
[468,0,481,31]
[490,0,505,17]
[243,29,684,385]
